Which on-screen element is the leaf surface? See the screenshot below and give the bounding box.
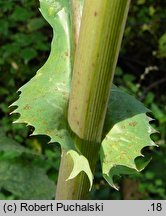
[100,86,156,189]
[0,132,29,154]
[12,0,73,149]
[0,159,55,199]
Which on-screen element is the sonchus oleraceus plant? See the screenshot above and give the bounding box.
[11,0,157,199]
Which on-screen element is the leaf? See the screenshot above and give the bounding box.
[11,0,73,150]
[11,0,93,187]
[66,150,93,190]
[100,86,157,189]
[0,159,55,199]
[21,48,38,63]
[11,7,33,21]
[0,131,56,199]
[0,131,35,157]
[158,33,166,58]
[27,18,46,31]
[12,33,32,47]
[0,20,9,36]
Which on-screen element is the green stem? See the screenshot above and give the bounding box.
[56,0,130,199]
[68,0,131,141]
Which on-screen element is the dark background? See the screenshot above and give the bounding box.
[0,0,166,199]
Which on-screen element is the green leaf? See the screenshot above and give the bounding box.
[12,0,73,150]
[21,48,38,63]
[100,86,157,189]
[151,103,166,123]
[0,131,56,199]
[0,20,9,36]
[11,0,93,187]
[11,7,33,21]
[27,18,46,31]
[137,0,146,5]
[12,33,32,47]
[0,159,55,199]
[0,131,35,157]
[158,33,166,58]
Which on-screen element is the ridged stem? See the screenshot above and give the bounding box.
[68,0,131,142]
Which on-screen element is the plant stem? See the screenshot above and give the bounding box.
[68,0,131,141]
[56,0,130,200]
